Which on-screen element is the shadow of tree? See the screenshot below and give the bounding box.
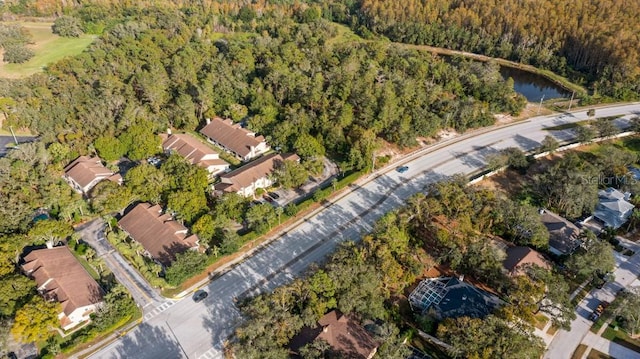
[110,323,184,359]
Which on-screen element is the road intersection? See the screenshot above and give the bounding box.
[88,103,640,359]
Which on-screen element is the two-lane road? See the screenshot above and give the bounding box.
[91,103,640,359]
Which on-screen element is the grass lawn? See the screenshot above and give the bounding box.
[601,325,640,353]
[0,22,95,78]
[572,344,589,359]
[587,348,613,359]
[534,313,549,330]
[543,120,592,131]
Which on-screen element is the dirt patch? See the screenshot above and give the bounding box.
[473,155,561,197]
[516,102,555,120]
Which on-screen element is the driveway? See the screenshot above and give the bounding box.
[76,219,173,318]
[545,237,640,359]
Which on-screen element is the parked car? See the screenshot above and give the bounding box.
[396,166,409,173]
[589,301,609,321]
[263,195,275,203]
[192,290,208,302]
[268,192,280,199]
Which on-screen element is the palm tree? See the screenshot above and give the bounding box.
[85,247,96,261]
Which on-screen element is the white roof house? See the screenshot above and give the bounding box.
[593,188,634,229]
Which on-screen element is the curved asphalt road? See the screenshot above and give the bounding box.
[90,103,640,359]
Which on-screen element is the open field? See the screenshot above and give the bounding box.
[0,21,95,78]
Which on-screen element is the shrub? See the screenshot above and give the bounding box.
[52,16,84,37]
[3,44,34,63]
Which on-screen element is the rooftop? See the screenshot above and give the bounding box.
[22,246,103,316]
[594,187,635,229]
[64,155,113,191]
[503,246,551,275]
[290,310,378,359]
[216,152,299,193]
[161,133,228,168]
[540,210,581,255]
[118,203,199,266]
[199,117,267,158]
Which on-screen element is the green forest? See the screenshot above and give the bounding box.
[349,0,640,100]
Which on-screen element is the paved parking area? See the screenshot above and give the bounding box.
[0,135,36,157]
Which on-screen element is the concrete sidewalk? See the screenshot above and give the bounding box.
[581,332,640,359]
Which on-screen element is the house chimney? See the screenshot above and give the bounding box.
[167,128,172,135]
[459,274,464,282]
[322,326,329,333]
[45,239,54,249]
[206,118,211,125]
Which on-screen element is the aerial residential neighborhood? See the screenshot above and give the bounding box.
[1,1,640,359]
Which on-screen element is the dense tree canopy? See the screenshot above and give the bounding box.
[348,0,640,99]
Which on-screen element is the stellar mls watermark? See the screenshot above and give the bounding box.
[581,175,638,186]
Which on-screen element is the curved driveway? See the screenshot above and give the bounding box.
[91,103,640,359]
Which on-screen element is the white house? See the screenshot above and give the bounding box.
[199,117,270,161]
[161,132,229,177]
[22,246,104,330]
[593,187,634,229]
[214,153,299,197]
[63,156,120,195]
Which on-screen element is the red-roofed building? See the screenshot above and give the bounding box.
[503,246,551,276]
[161,132,229,177]
[214,153,300,197]
[22,246,104,330]
[118,203,200,266]
[63,156,120,194]
[199,117,270,161]
[290,310,378,359]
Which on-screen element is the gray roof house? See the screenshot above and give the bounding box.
[593,188,634,229]
[408,277,502,320]
[540,210,582,256]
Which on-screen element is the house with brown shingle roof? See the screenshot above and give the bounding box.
[540,210,582,255]
[118,203,199,266]
[63,155,121,195]
[290,310,378,359]
[22,246,104,330]
[199,117,270,161]
[214,153,300,197]
[503,246,551,276]
[161,132,229,177]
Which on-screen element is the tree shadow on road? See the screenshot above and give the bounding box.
[109,323,184,359]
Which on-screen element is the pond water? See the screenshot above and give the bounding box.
[500,66,571,102]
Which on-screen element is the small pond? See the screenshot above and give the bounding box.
[500,66,571,102]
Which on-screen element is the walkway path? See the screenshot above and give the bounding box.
[581,332,640,359]
[545,238,640,359]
